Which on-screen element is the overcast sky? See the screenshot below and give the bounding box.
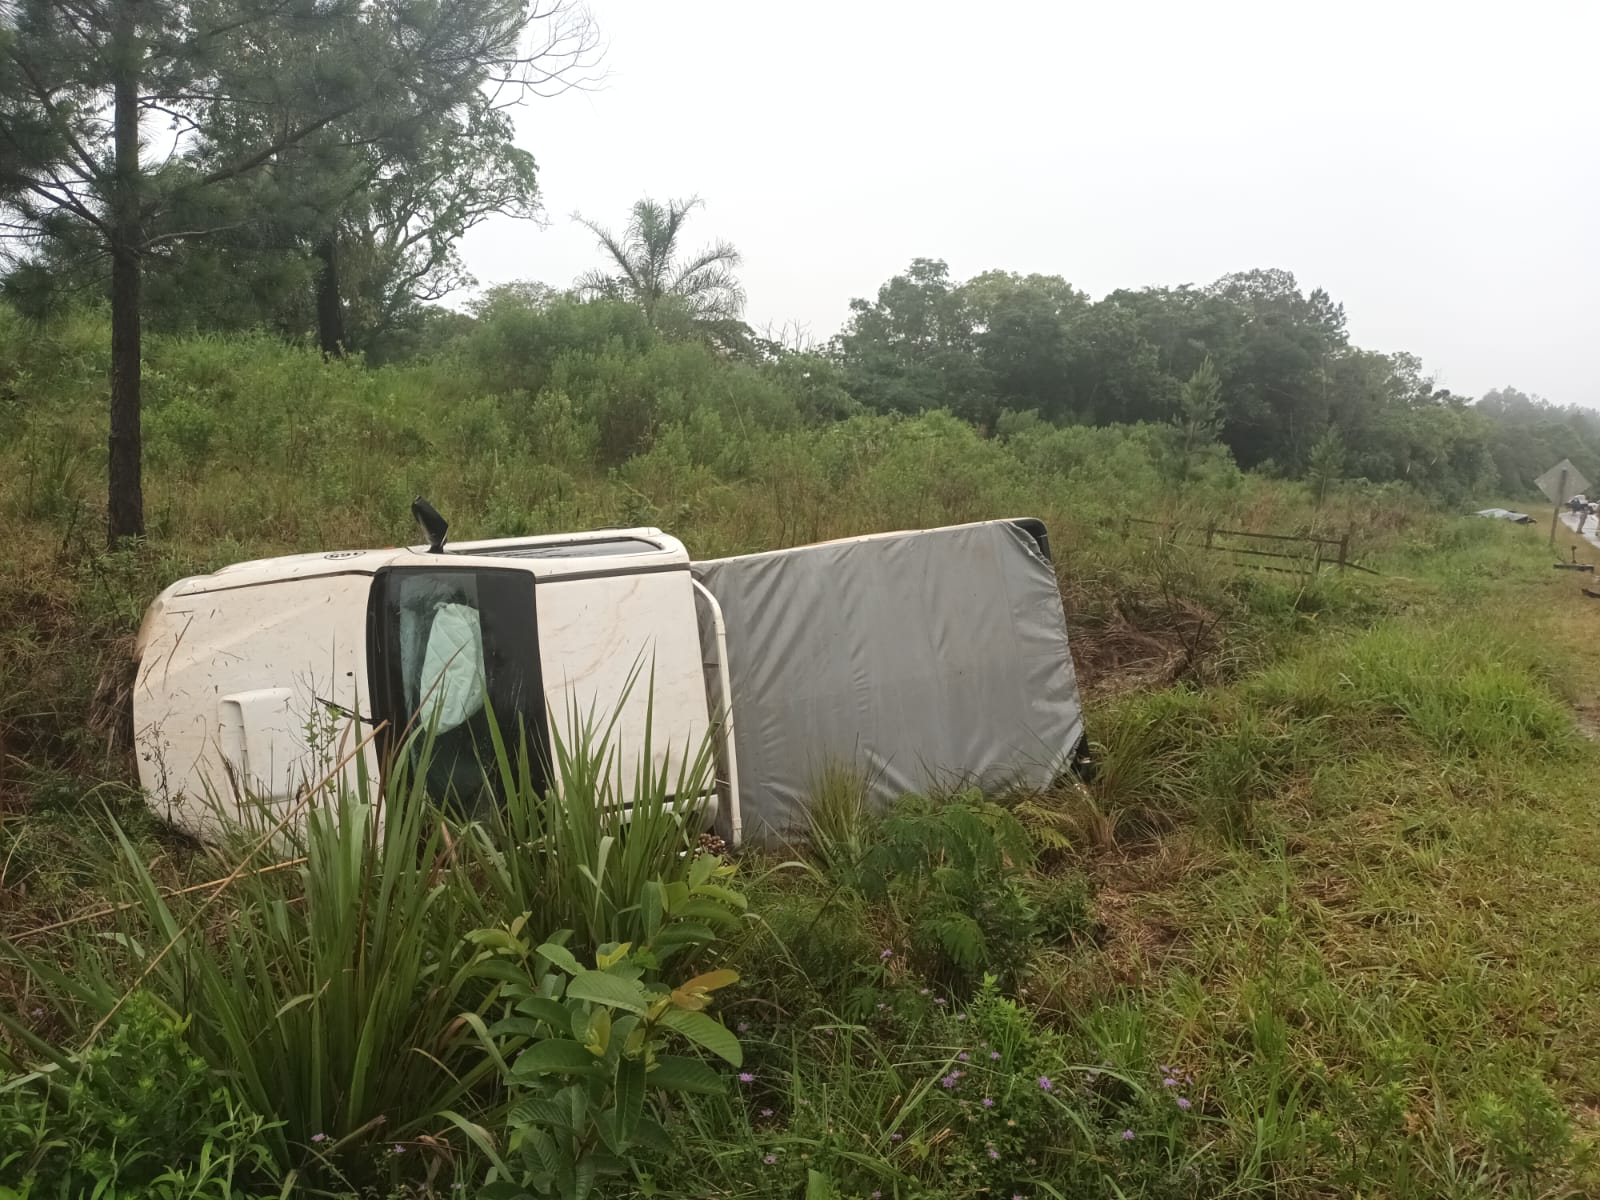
[458,0,1599,407]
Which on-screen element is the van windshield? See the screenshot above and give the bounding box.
[371,567,546,815]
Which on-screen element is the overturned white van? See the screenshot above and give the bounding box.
[133,504,1086,848]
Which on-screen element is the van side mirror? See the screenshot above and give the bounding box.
[412,496,449,554]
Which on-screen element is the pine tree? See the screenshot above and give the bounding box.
[0,0,595,542]
[1168,356,1224,484]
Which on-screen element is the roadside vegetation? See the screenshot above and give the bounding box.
[7,4,1597,1192]
[4,301,1600,1198]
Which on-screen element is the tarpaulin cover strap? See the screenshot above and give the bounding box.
[691,519,1084,846]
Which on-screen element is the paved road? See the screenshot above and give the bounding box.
[1559,510,1600,552]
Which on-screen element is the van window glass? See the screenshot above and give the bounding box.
[453,537,659,561]
[412,601,485,732]
[374,568,545,816]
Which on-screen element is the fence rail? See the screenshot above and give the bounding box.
[1123,517,1377,575]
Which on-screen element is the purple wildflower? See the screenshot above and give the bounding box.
[872,1193,882,1200]
[982,1097,995,1108]
[958,1052,969,1062]
[880,948,893,960]
[987,1145,1000,1160]
[1158,1064,1170,1074]
[1037,1075,1054,1091]
[760,1107,773,1118]
[1177,1097,1192,1110]
[919,988,930,996]
[990,1051,1001,1060]
[941,1073,960,1089]
[1163,1077,1178,1087]
[738,1072,755,1083]
[1121,1129,1135,1141]
[311,1133,327,1143]
[390,1144,405,1155]
[1013,1195,1025,1200]
[934,997,947,1006]
[891,1132,904,1141]
[737,1022,749,1033]
[955,1013,967,1022]
[763,1153,777,1165]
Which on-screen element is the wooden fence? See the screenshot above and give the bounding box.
[1123,517,1376,575]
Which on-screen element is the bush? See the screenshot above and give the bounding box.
[856,792,1041,989]
[0,991,279,1197]
[461,855,746,1199]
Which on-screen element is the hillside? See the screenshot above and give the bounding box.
[3,313,1600,1198]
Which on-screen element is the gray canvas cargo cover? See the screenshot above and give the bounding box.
[692,518,1084,846]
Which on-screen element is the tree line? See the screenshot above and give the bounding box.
[1,3,1587,542]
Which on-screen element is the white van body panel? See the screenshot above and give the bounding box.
[536,569,712,792]
[133,570,377,841]
[132,528,715,840]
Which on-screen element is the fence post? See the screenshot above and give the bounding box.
[1338,532,1349,570]
[1205,522,1215,550]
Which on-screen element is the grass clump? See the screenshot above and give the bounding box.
[1,713,747,1196]
[8,315,1600,1195]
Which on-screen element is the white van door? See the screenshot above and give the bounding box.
[534,567,714,807]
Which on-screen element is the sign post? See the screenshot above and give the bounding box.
[1549,467,1568,546]
[1535,458,1591,546]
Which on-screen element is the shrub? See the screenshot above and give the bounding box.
[460,857,746,1200]
[854,793,1041,989]
[1,758,488,1190]
[458,682,726,959]
[0,991,280,1197]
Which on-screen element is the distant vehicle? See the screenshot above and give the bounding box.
[1473,508,1536,524]
[133,502,1087,847]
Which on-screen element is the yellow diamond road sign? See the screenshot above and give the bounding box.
[1536,459,1589,506]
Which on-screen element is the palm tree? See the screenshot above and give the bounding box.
[572,196,746,334]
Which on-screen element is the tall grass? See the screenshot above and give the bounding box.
[8,315,1599,1196]
[1,695,730,1190]
[460,676,722,957]
[1090,617,1581,846]
[2,759,484,1187]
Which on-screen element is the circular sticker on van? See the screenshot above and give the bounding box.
[324,551,362,560]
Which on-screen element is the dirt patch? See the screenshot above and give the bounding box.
[1081,835,1214,983]
[1065,587,1225,700]
[1572,703,1600,741]
[1090,885,1185,984]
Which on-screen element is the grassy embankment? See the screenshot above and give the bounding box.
[3,311,1600,1197]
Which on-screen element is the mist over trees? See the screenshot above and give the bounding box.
[0,2,1583,539]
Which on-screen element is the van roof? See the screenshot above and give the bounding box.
[163,527,683,597]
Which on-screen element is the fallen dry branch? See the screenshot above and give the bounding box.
[9,855,308,941]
